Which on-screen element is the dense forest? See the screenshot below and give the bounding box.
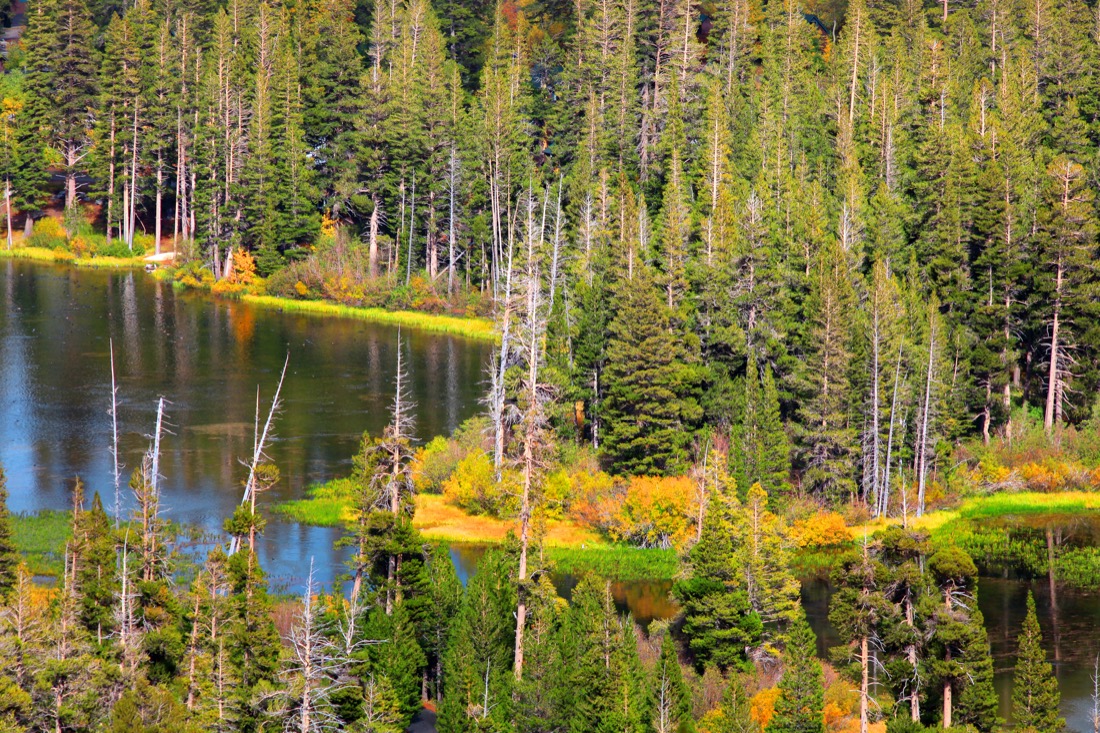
[7,0,1100,511]
[0,0,1093,728]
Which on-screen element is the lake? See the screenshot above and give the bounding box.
[3,259,1100,728]
[0,259,492,587]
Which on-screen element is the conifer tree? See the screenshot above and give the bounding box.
[733,361,791,500]
[650,631,693,733]
[1012,592,1064,733]
[674,481,761,670]
[601,266,702,475]
[0,466,18,597]
[767,611,824,733]
[437,549,516,733]
[797,241,858,502]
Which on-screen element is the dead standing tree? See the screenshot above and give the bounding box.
[229,354,289,556]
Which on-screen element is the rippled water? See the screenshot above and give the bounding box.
[0,260,492,588]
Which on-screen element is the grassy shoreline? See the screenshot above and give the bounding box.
[275,489,677,580]
[239,294,498,342]
[0,246,147,268]
[2,245,499,340]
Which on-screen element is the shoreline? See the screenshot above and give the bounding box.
[2,246,500,342]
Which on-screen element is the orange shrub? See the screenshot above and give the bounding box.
[567,470,617,528]
[790,511,852,548]
[750,687,780,729]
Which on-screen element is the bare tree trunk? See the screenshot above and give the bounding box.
[916,314,938,517]
[369,194,380,277]
[1045,259,1063,433]
[4,177,11,250]
[154,155,163,256]
[860,635,869,733]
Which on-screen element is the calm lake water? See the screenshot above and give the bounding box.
[3,260,1100,728]
[0,260,492,587]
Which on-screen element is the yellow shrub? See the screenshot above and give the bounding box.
[442,452,518,517]
[750,687,780,729]
[69,235,92,257]
[211,278,246,296]
[608,475,696,550]
[791,512,852,548]
[294,280,309,297]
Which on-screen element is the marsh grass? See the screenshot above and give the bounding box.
[545,546,679,581]
[274,483,680,579]
[0,246,74,263]
[74,255,146,269]
[954,491,1100,519]
[0,246,146,269]
[240,295,498,341]
[13,511,71,577]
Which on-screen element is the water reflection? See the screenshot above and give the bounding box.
[802,574,1100,731]
[0,260,492,587]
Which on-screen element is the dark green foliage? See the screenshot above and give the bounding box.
[767,612,824,733]
[437,548,516,733]
[0,466,19,596]
[1011,592,1064,733]
[601,267,702,476]
[673,494,762,670]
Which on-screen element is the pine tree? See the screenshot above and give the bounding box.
[797,241,858,503]
[601,266,702,475]
[0,466,18,597]
[674,484,762,670]
[650,631,693,733]
[767,611,824,733]
[437,548,516,733]
[1012,592,1064,733]
[733,361,791,500]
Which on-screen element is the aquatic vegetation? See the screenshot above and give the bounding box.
[12,510,72,577]
[545,545,678,581]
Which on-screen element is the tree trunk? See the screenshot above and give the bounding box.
[1045,261,1063,433]
[369,195,380,277]
[155,155,163,256]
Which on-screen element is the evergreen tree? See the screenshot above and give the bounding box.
[674,483,762,670]
[0,466,18,597]
[649,632,693,733]
[1011,592,1064,733]
[767,611,824,733]
[601,266,702,475]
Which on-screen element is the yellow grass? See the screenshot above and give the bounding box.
[0,246,74,263]
[850,490,1100,538]
[240,294,499,342]
[73,255,146,269]
[411,494,608,548]
[0,246,145,269]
